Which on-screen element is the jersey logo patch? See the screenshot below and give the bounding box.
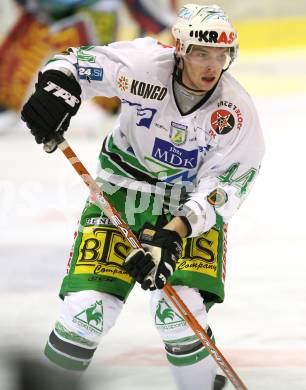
[76,46,96,63]
[152,138,198,169]
[130,79,167,101]
[217,100,244,130]
[117,75,129,91]
[118,74,167,100]
[210,109,235,135]
[78,66,103,81]
[122,99,157,128]
[207,188,228,207]
[169,121,188,145]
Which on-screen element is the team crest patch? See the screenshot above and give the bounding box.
[211,109,235,135]
[170,121,188,145]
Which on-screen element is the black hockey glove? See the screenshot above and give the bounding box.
[124,223,183,290]
[21,70,81,149]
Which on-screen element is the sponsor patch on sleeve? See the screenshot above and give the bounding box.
[78,66,103,81]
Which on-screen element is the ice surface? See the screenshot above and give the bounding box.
[0,51,306,389]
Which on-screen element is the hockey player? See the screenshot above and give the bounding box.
[21,4,265,389]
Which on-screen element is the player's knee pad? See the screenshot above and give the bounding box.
[150,285,215,367]
[45,290,123,371]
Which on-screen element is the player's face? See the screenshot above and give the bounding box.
[182,46,231,92]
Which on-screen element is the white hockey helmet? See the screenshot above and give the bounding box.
[172,4,238,63]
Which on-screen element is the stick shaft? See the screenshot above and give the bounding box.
[56,137,247,390]
[163,284,247,389]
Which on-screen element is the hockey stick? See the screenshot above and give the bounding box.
[44,134,248,390]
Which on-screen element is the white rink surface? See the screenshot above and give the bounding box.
[1,53,306,389]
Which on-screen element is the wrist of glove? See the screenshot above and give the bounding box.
[124,223,183,290]
[21,70,81,148]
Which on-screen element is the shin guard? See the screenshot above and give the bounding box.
[45,290,123,371]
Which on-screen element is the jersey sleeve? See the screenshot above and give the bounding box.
[42,41,142,100]
[181,98,265,237]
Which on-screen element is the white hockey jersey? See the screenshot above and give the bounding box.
[43,37,265,236]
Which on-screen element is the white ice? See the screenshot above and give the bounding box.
[0,49,306,390]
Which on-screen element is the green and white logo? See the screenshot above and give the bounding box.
[77,46,96,63]
[73,300,103,335]
[155,298,186,330]
[170,121,188,145]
